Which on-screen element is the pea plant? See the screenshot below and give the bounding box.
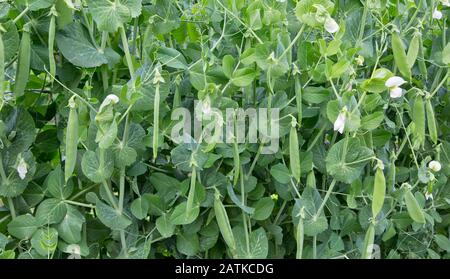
[0,0,449,259]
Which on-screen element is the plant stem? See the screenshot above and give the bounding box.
[64,200,95,208]
[102,180,118,210]
[13,6,29,24]
[240,166,250,255]
[315,179,337,218]
[7,197,16,219]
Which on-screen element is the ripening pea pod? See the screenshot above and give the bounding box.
[14,23,31,98]
[361,223,375,259]
[412,95,426,148]
[406,32,420,69]
[404,187,426,224]
[425,98,438,145]
[391,32,412,79]
[289,117,301,183]
[372,162,386,219]
[48,6,57,82]
[214,191,237,257]
[65,96,78,183]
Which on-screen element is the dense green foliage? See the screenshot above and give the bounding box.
[0,0,450,259]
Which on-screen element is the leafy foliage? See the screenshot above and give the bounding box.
[0,0,449,259]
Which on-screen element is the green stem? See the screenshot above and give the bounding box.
[279,25,305,60]
[13,6,29,24]
[315,179,337,218]
[64,200,95,208]
[7,197,16,219]
[102,179,118,210]
[240,166,250,255]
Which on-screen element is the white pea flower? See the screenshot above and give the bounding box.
[441,0,450,7]
[333,107,347,134]
[425,192,434,200]
[105,94,119,104]
[428,160,442,172]
[16,157,28,180]
[433,9,443,20]
[385,76,406,98]
[324,17,339,33]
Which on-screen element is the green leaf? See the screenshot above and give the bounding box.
[114,145,137,168]
[326,138,374,184]
[44,167,72,200]
[156,47,187,69]
[7,214,39,239]
[130,197,149,220]
[95,199,132,230]
[156,214,175,238]
[222,55,235,78]
[81,149,114,184]
[361,111,384,131]
[231,68,257,87]
[251,197,274,221]
[31,228,58,257]
[270,163,291,184]
[35,198,67,225]
[170,202,199,225]
[56,22,108,68]
[89,0,142,33]
[434,234,450,252]
[176,232,199,256]
[56,205,85,244]
[234,227,268,259]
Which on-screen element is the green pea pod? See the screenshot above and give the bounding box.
[306,171,316,188]
[406,33,420,69]
[64,97,78,182]
[404,188,425,224]
[372,167,386,218]
[392,32,411,79]
[386,157,396,193]
[418,35,427,81]
[0,28,4,107]
[361,223,375,259]
[48,8,56,82]
[14,24,31,98]
[232,138,240,185]
[413,95,425,148]
[295,76,302,127]
[186,166,196,216]
[153,83,160,161]
[289,124,301,182]
[425,98,438,145]
[214,193,237,256]
[295,215,304,259]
